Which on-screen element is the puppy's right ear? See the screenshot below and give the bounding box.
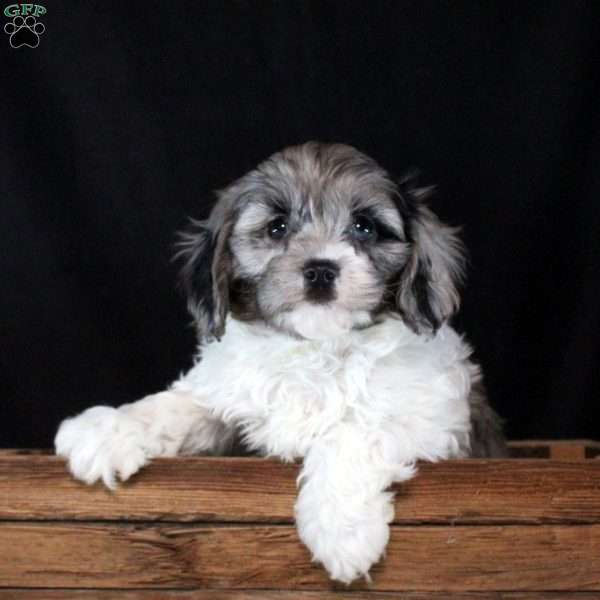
[175,202,233,341]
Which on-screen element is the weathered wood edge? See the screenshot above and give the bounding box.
[1,523,600,591]
[2,454,600,524]
[1,591,600,600]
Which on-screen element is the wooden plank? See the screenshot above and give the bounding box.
[550,444,586,461]
[508,440,600,459]
[0,455,296,523]
[395,459,600,524]
[2,455,600,524]
[2,592,600,600]
[0,591,534,600]
[1,523,600,591]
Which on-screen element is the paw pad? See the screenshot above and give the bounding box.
[4,15,45,48]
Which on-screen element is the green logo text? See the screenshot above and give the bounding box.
[4,4,46,18]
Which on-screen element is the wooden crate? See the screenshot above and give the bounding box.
[1,441,600,599]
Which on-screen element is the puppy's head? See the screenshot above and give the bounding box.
[177,142,465,341]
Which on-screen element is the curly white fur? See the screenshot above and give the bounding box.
[56,315,474,583]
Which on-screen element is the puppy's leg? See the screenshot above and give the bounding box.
[295,427,416,584]
[55,390,233,489]
[468,380,508,457]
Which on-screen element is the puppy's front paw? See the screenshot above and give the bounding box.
[296,489,394,584]
[55,406,148,489]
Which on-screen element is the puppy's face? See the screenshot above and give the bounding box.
[179,143,465,341]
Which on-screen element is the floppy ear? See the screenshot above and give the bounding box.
[175,201,234,341]
[395,173,466,334]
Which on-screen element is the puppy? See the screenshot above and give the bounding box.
[55,142,505,583]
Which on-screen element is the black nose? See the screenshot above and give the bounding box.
[303,260,339,287]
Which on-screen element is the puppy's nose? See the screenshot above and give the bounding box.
[303,260,339,287]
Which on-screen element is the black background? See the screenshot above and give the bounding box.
[2,2,599,448]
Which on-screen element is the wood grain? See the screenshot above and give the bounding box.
[1,523,600,591]
[2,454,600,524]
[2,592,600,600]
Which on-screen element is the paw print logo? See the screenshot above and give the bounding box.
[4,15,45,48]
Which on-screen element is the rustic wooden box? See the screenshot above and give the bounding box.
[1,441,600,599]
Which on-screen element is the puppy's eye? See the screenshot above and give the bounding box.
[351,214,376,241]
[268,216,288,240]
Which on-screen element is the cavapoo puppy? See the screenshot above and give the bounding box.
[56,142,505,583]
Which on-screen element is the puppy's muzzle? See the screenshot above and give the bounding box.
[303,259,339,303]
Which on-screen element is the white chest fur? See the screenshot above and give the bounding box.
[174,316,474,461]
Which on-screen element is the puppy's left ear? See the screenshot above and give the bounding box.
[175,198,234,341]
[394,174,466,334]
